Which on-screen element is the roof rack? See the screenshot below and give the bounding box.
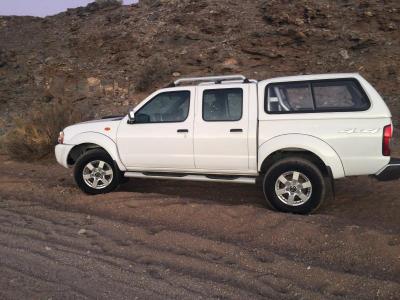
[173,75,249,86]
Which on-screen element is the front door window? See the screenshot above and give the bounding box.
[135,91,190,123]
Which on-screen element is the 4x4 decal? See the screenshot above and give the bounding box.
[339,128,380,134]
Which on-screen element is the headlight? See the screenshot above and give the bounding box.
[58,131,64,144]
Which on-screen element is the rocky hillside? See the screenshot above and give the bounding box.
[0,0,400,131]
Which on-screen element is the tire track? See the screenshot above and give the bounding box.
[0,200,399,299]
[3,189,399,286]
[0,157,400,299]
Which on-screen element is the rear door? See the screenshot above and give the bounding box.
[194,84,250,172]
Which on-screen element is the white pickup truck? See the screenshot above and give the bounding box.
[55,73,399,214]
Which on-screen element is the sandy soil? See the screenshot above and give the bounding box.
[0,155,399,299]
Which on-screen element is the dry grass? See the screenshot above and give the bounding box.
[3,100,91,161]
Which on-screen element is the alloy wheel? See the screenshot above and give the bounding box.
[82,160,114,189]
[274,171,312,206]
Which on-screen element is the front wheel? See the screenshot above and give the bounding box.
[263,157,326,214]
[74,149,120,195]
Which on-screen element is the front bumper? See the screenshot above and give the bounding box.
[55,144,74,168]
[374,158,400,181]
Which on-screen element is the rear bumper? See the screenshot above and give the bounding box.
[55,144,74,168]
[374,158,400,181]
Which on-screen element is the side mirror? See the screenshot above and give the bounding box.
[127,111,135,124]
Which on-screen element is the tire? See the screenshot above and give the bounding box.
[263,157,326,214]
[74,149,121,195]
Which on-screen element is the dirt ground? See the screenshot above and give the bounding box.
[0,155,399,299]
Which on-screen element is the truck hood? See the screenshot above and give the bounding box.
[63,116,125,144]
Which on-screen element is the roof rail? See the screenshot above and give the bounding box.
[174,75,248,86]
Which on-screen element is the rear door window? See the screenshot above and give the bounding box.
[203,88,243,121]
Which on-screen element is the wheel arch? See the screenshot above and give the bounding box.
[258,134,345,179]
[67,132,126,171]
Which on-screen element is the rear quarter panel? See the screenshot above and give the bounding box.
[258,117,391,176]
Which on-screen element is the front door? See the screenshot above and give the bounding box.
[117,88,195,170]
[194,84,249,172]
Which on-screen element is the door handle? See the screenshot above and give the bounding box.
[177,129,189,133]
[230,129,243,132]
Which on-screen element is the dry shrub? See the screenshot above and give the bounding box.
[135,56,172,92]
[3,100,91,161]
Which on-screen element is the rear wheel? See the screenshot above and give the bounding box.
[74,149,120,195]
[263,157,326,214]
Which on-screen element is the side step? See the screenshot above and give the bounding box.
[124,172,257,184]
